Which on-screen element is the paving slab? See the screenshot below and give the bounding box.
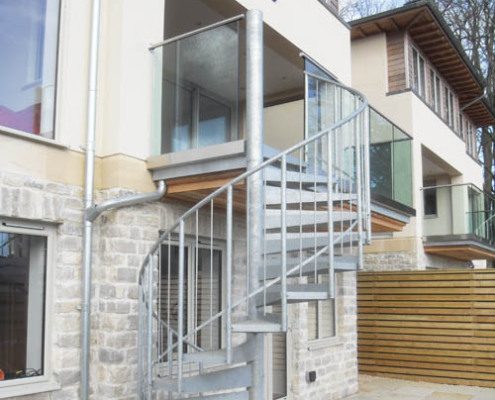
[344,375,495,400]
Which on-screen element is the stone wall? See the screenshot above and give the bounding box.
[288,272,358,400]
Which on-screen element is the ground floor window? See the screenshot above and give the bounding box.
[307,274,336,340]
[0,222,50,383]
[159,240,223,357]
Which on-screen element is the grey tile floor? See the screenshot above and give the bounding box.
[345,375,495,400]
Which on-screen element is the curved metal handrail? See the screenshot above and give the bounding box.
[138,75,368,284]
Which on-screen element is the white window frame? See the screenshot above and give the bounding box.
[412,47,426,98]
[307,275,337,345]
[0,218,58,399]
[0,0,62,147]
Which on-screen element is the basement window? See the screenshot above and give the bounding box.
[307,274,336,341]
[0,220,55,395]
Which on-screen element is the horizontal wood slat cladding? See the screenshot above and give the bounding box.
[357,269,495,388]
[387,32,406,92]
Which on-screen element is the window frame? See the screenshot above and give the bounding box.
[412,47,426,98]
[0,0,62,144]
[307,275,337,343]
[0,218,57,398]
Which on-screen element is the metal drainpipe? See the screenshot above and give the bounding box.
[80,1,167,398]
[81,0,101,397]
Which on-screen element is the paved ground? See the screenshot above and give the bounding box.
[346,375,495,400]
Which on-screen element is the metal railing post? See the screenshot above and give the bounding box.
[246,9,265,400]
[226,186,233,363]
[177,220,185,392]
[281,155,287,330]
[146,259,153,400]
[326,128,335,298]
[354,100,364,269]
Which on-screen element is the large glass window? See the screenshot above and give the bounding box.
[0,230,47,381]
[0,0,60,138]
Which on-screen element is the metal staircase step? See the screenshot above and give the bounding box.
[232,315,284,333]
[154,364,251,394]
[256,283,330,306]
[179,392,249,400]
[258,254,358,280]
[264,166,328,185]
[264,186,357,205]
[264,209,356,229]
[264,231,359,254]
[183,338,255,366]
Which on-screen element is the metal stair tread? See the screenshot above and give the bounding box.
[264,186,357,205]
[232,317,283,333]
[182,338,255,366]
[264,209,357,229]
[154,364,251,393]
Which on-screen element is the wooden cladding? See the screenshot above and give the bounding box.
[387,32,407,93]
[357,269,495,388]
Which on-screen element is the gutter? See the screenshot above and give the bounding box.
[80,1,166,398]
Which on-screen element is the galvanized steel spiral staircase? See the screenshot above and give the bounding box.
[137,68,370,399]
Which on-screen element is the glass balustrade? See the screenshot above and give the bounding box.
[369,108,413,208]
[422,183,495,245]
[150,19,241,156]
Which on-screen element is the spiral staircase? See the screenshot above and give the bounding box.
[137,12,370,400]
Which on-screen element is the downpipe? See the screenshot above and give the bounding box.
[80,0,167,398]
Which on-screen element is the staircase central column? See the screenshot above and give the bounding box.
[246,9,265,400]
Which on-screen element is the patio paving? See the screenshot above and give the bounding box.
[345,375,495,400]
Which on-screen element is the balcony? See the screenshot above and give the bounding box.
[422,183,495,260]
[369,108,415,231]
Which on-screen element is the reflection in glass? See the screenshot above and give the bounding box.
[0,0,60,138]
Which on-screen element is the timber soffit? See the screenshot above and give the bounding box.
[349,0,495,127]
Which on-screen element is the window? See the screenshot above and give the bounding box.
[0,220,53,388]
[429,69,441,113]
[423,179,438,216]
[307,274,336,341]
[443,87,455,128]
[412,48,425,97]
[0,1,60,138]
[160,241,223,357]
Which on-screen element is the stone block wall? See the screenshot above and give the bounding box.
[288,272,358,400]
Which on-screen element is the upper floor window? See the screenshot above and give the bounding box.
[0,0,60,139]
[412,48,426,97]
[444,87,455,128]
[429,69,441,113]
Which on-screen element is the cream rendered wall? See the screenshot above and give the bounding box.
[352,33,484,268]
[264,100,304,150]
[97,0,165,160]
[234,0,351,84]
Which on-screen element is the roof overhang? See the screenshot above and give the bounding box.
[350,0,495,127]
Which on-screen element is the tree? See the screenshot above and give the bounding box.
[340,0,405,20]
[434,0,495,251]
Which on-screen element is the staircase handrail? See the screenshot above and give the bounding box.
[138,75,369,285]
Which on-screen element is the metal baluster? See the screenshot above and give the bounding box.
[313,140,317,280]
[158,246,162,364]
[299,147,303,279]
[281,155,288,330]
[355,97,363,268]
[326,129,335,298]
[178,220,185,392]
[146,258,153,400]
[363,106,371,244]
[195,210,199,349]
[226,186,233,363]
[210,200,214,350]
